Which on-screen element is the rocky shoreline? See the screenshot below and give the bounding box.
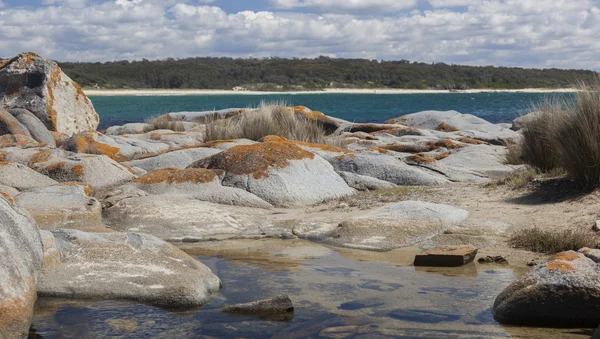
[0,53,597,338]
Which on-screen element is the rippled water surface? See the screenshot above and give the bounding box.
[31,240,591,339]
[90,92,572,129]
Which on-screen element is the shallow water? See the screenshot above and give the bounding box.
[31,240,591,339]
[90,92,573,129]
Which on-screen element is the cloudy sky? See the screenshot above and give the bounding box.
[1,0,599,69]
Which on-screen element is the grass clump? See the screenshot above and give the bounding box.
[326,186,428,210]
[509,228,599,254]
[517,80,600,186]
[204,102,331,144]
[435,122,459,132]
[144,116,186,132]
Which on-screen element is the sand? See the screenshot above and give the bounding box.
[83,88,578,96]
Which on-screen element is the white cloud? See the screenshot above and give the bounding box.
[0,0,599,70]
[42,0,89,8]
[0,1,5,9]
[428,0,472,7]
[270,0,418,14]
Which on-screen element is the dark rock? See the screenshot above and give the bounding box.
[477,256,508,264]
[220,295,294,321]
[494,251,600,327]
[414,245,478,267]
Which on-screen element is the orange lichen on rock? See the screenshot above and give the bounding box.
[435,122,460,132]
[371,127,423,137]
[201,141,316,179]
[133,168,218,185]
[62,182,93,196]
[30,149,52,165]
[261,135,347,154]
[428,139,464,150]
[46,65,62,131]
[71,164,84,176]
[379,143,429,153]
[435,152,450,160]
[458,137,488,145]
[407,153,437,163]
[49,131,69,147]
[365,147,389,154]
[0,134,38,148]
[0,192,15,206]
[335,153,356,160]
[546,261,575,273]
[346,124,396,134]
[198,139,240,148]
[44,161,66,172]
[69,132,125,161]
[0,109,30,136]
[549,252,581,262]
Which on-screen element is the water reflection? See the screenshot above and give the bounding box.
[31,239,590,338]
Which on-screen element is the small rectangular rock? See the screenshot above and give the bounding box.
[413,245,478,267]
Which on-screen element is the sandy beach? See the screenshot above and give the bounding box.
[83,88,578,96]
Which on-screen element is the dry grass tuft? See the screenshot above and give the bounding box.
[518,79,600,186]
[144,116,186,132]
[324,186,428,210]
[204,102,334,145]
[509,228,599,254]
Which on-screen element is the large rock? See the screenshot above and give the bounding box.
[0,52,99,136]
[103,195,278,241]
[189,139,355,207]
[1,147,136,192]
[0,161,58,190]
[413,245,478,267]
[336,171,397,191]
[493,251,600,327]
[327,151,449,186]
[125,147,221,172]
[8,108,56,146]
[0,196,43,338]
[37,229,221,307]
[386,110,519,145]
[321,201,469,251]
[14,183,102,230]
[127,168,273,209]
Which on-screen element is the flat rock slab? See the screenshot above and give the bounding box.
[414,245,478,267]
[221,295,294,321]
[38,229,221,308]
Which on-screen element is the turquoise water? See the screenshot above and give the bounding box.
[90,92,569,129]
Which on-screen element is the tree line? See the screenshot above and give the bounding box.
[58,56,597,91]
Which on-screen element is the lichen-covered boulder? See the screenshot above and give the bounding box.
[189,139,355,207]
[15,183,102,230]
[493,251,600,327]
[321,201,469,251]
[1,147,136,192]
[0,53,99,136]
[0,195,43,338]
[37,229,221,308]
[128,168,272,209]
[386,110,519,145]
[0,134,39,148]
[0,161,58,190]
[293,106,344,134]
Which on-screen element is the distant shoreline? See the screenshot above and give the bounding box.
[83,88,578,96]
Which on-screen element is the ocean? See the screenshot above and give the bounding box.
[90,92,570,130]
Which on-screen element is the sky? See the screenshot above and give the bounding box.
[1,0,599,70]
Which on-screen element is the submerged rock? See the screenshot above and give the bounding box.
[0,195,43,338]
[493,251,600,327]
[413,245,478,267]
[38,229,221,308]
[322,201,469,251]
[0,52,99,136]
[221,295,294,321]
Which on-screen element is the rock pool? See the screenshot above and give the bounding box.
[30,239,591,338]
